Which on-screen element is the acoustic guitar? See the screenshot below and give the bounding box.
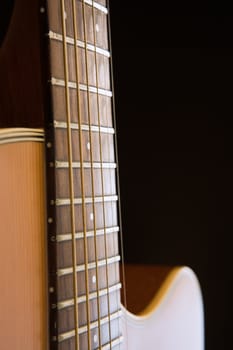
[0,1,204,349]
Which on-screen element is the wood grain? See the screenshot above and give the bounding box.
[0,140,47,350]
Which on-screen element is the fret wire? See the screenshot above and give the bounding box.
[48,30,110,58]
[58,310,122,342]
[71,0,92,348]
[91,4,115,347]
[57,226,119,243]
[79,83,112,96]
[51,77,112,97]
[54,120,115,134]
[101,336,124,350]
[57,283,122,310]
[55,160,117,169]
[55,195,118,206]
[57,255,121,282]
[84,0,108,14]
[60,1,80,348]
[81,0,103,346]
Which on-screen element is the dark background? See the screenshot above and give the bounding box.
[109,9,233,350]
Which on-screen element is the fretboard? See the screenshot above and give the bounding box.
[44,1,122,349]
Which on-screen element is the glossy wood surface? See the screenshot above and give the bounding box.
[0,140,47,350]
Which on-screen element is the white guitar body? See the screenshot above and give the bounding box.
[122,267,204,350]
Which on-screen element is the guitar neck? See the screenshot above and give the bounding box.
[0,1,122,349]
[47,1,122,349]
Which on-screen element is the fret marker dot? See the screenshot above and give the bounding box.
[87,142,91,150]
[48,217,53,224]
[94,334,98,343]
[90,213,94,221]
[95,24,100,32]
[40,7,45,14]
[92,275,96,284]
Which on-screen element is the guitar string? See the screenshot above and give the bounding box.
[107,0,129,342]
[70,0,96,349]
[60,0,80,348]
[104,2,123,343]
[91,3,116,348]
[81,0,103,347]
[61,0,90,350]
[104,1,125,343]
[69,0,99,349]
[61,0,79,350]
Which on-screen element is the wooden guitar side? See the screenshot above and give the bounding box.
[0,131,47,350]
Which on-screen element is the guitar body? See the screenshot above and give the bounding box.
[122,267,204,350]
[0,131,47,350]
[0,1,204,349]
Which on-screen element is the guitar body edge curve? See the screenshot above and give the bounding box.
[121,266,204,350]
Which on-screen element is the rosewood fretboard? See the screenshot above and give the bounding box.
[45,0,122,349]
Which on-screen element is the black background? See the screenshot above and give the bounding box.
[109,8,233,350]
